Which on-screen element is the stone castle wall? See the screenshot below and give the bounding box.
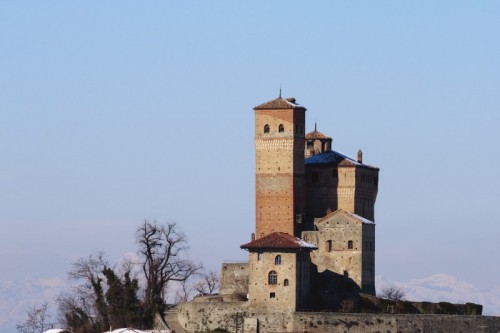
[167,300,500,333]
[220,263,249,296]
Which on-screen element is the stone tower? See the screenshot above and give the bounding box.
[254,96,306,239]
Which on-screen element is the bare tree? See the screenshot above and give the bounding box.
[57,251,109,333]
[380,285,406,301]
[16,302,49,333]
[57,290,95,333]
[68,251,109,330]
[193,269,220,296]
[174,279,193,303]
[137,220,201,318]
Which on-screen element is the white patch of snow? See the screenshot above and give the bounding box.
[351,213,375,224]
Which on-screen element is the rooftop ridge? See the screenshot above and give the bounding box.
[254,97,307,110]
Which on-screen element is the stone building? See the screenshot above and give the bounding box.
[303,210,376,296]
[240,232,316,311]
[242,95,379,306]
[165,95,498,333]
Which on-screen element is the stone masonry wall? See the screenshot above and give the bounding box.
[219,263,249,296]
[168,300,500,333]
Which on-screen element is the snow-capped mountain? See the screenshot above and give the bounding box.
[0,277,68,333]
[1,273,499,333]
[376,274,500,315]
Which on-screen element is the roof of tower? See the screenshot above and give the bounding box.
[240,232,317,250]
[305,150,378,169]
[253,97,307,110]
[315,209,375,226]
[305,130,331,140]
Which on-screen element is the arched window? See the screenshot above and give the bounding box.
[275,255,282,265]
[348,240,353,249]
[268,271,277,285]
[278,124,284,133]
[264,124,270,133]
[284,279,289,286]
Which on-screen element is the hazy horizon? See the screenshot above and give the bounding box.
[1,1,499,330]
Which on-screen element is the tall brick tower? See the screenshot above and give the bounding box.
[254,96,306,239]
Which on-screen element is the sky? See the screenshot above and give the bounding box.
[1,0,499,309]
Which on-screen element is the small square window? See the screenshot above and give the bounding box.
[270,292,276,298]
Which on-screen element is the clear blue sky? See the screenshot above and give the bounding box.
[1,1,499,292]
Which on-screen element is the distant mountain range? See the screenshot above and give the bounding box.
[0,277,67,333]
[1,274,499,333]
[376,274,500,315]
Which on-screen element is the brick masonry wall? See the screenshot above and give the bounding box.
[255,108,306,238]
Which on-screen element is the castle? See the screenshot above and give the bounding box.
[235,95,379,311]
[164,95,498,333]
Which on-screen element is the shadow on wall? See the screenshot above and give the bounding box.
[308,264,361,311]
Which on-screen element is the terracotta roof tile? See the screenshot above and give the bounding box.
[254,97,306,110]
[305,130,331,139]
[240,232,317,250]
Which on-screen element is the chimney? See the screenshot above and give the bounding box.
[357,149,363,163]
[251,233,255,241]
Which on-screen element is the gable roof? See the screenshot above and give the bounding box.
[254,97,306,110]
[315,209,375,226]
[305,150,378,169]
[241,232,317,250]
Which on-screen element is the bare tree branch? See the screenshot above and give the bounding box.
[137,220,201,316]
[380,285,406,301]
[60,251,109,332]
[174,279,193,303]
[16,302,49,333]
[193,269,220,296]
